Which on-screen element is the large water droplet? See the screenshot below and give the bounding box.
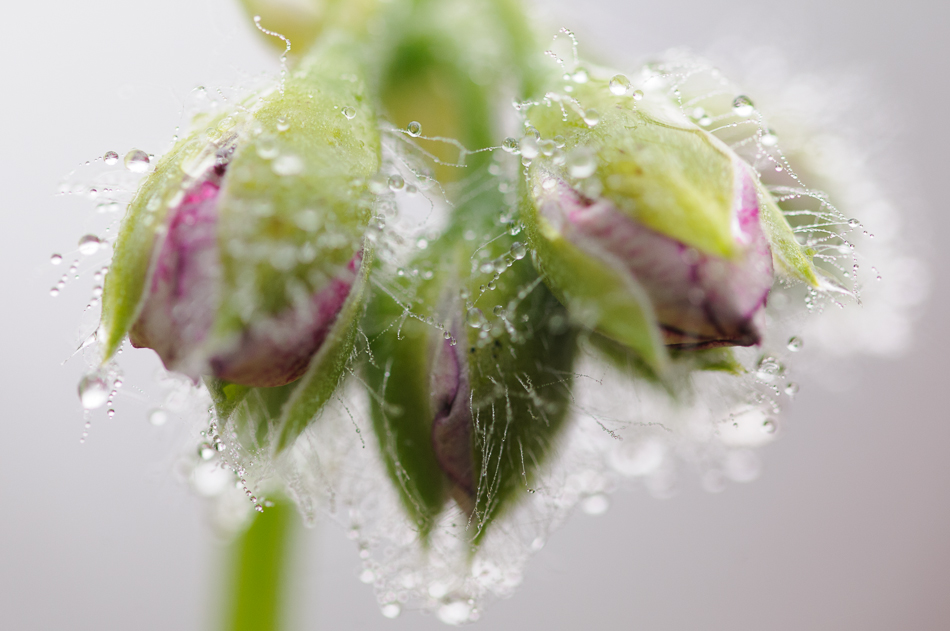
[50,254,63,265]
[581,494,609,515]
[388,175,405,191]
[519,136,540,159]
[566,147,596,178]
[502,137,520,154]
[342,107,356,120]
[198,442,215,460]
[78,234,102,256]
[407,121,422,137]
[78,373,109,409]
[787,336,803,352]
[381,603,401,619]
[124,149,150,173]
[582,109,600,126]
[103,151,119,165]
[732,95,754,117]
[467,307,487,329]
[632,89,644,101]
[761,129,778,147]
[438,601,473,625]
[510,242,527,260]
[609,74,630,95]
[148,409,168,426]
[272,154,304,176]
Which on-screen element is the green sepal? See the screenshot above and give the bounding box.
[754,180,820,286]
[99,127,230,362]
[362,268,452,540]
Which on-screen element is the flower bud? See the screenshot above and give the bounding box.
[364,203,578,541]
[100,37,380,445]
[521,73,820,371]
[237,0,381,54]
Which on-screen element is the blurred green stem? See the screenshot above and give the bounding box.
[224,502,294,631]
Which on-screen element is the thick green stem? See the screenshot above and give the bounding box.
[224,502,295,631]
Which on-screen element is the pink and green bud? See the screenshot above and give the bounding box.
[100,36,380,448]
[521,73,820,372]
[364,199,577,542]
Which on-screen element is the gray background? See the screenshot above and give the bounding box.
[1,0,947,629]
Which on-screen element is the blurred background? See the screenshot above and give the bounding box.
[1,0,947,629]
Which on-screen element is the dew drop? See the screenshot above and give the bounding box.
[609,74,630,95]
[407,121,422,137]
[762,419,777,434]
[438,601,473,625]
[381,603,401,619]
[359,569,376,584]
[467,307,487,329]
[732,95,754,117]
[148,409,168,426]
[502,137,520,154]
[256,135,279,160]
[272,154,304,176]
[761,129,778,146]
[124,149,150,173]
[572,68,589,84]
[78,234,102,256]
[388,175,405,191]
[784,382,800,396]
[632,89,644,101]
[755,356,782,382]
[49,287,60,297]
[103,151,119,165]
[848,218,860,227]
[582,108,600,126]
[566,147,596,178]
[276,117,290,132]
[78,373,109,410]
[787,336,803,352]
[519,136,540,159]
[510,241,527,260]
[581,494,609,515]
[198,442,215,460]
[342,107,356,120]
[50,254,63,265]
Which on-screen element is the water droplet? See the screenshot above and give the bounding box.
[784,382,800,396]
[732,95,754,117]
[566,147,596,178]
[762,419,777,434]
[848,218,860,227]
[761,129,778,146]
[49,287,60,297]
[198,442,215,460]
[276,117,290,132]
[342,107,356,120]
[359,569,376,583]
[50,254,62,265]
[581,493,609,515]
[256,135,279,159]
[78,234,102,256]
[272,154,304,176]
[520,136,540,159]
[438,601,473,625]
[388,175,405,191]
[78,373,109,409]
[572,68,589,84]
[632,89,644,101]
[124,149,150,173]
[609,74,630,95]
[148,409,168,426]
[467,307,487,329]
[502,137,520,154]
[787,336,803,352]
[493,305,507,318]
[381,603,401,619]
[407,121,422,137]
[538,139,556,156]
[103,151,119,165]
[416,238,428,250]
[755,357,782,382]
[510,242,527,260]
[582,109,600,126]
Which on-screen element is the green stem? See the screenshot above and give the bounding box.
[224,502,295,631]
